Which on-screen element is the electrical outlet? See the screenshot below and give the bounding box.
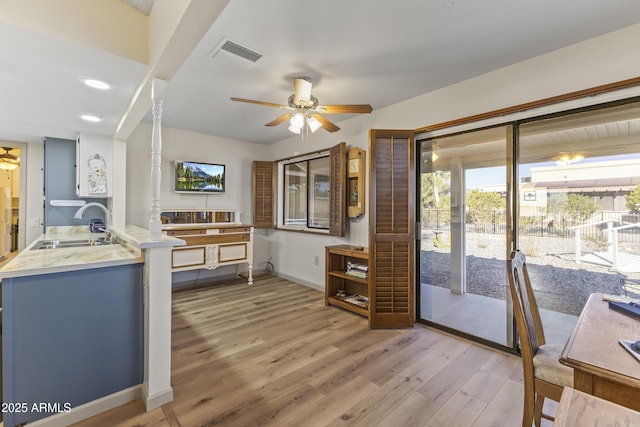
[314,256,319,266]
[30,217,40,227]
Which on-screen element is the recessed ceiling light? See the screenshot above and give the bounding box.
[78,76,112,90]
[81,114,102,122]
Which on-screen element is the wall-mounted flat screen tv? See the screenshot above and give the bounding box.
[174,160,225,193]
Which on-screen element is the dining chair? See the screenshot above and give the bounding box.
[507,249,573,427]
[621,277,640,298]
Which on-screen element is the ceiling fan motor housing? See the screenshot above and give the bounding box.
[293,76,313,106]
[288,94,318,110]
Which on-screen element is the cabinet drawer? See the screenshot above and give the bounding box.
[172,247,206,268]
[218,243,247,263]
[181,233,250,246]
[166,229,206,236]
[219,227,251,233]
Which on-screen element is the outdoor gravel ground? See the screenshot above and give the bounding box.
[421,232,640,316]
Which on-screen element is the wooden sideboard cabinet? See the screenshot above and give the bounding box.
[325,245,370,318]
[161,209,253,284]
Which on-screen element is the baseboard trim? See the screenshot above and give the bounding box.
[142,384,174,411]
[275,272,323,292]
[29,385,141,427]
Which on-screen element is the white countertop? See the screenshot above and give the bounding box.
[0,225,184,279]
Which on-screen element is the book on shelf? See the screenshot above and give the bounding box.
[347,261,368,272]
[344,294,368,308]
[345,270,368,279]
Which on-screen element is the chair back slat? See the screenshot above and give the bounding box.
[507,250,545,361]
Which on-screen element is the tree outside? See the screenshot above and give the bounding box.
[465,189,505,231]
[422,171,452,227]
[422,171,451,209]
[626,184,640,213]
[565,193,599,223]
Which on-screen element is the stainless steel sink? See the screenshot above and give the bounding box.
[31,237,114,250]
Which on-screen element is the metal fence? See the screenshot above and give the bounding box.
[422,209,640,244]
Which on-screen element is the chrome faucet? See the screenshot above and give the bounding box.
[74,202,111,233]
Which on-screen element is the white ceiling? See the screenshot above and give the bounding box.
[3,0,640,146]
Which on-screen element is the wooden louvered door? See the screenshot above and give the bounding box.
[368,130,415,328]
[252,161,275,228]
[329,142,346,237]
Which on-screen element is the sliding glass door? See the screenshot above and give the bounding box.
[418,98,640,349]
[517,101,640,343]
[419,125,514,348]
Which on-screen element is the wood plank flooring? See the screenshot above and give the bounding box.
[73,274,529,427]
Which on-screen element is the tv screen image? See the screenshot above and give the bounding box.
[175,160,225,193]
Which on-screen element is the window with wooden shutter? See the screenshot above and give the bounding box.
[252,161,275,228]
[368,129,415,328]
[252,142,346,234]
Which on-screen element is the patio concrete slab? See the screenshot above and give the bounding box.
[580,251,640,273]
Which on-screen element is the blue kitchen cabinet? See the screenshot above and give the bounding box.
[2,263,143,426]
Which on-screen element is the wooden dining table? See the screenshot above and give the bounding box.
[560,292,640,411]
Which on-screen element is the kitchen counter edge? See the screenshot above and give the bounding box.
[0,225,185,279]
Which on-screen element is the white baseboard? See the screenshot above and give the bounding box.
[275,271,324,292]
[142,384,174,411]
[29,385,141,427]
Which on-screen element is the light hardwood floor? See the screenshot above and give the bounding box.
[73,274,529,427]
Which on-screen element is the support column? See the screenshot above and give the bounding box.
[142,246,174,411]
[450,157,466,294]
[149,78,165,240]
[142,78,173,411]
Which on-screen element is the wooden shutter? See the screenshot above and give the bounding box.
[368,130,415,328]
[329,142,346,237]
[252,161,275,228]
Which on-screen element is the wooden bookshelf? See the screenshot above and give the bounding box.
[325,245,370,318]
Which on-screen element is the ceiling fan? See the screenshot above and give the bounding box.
[231,76,372,134]
[0,147,19,171]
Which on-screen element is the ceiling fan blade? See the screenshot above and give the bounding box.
[265,114,293,127]
[317,104,373,114]
[293,77,312,104]
[312,114,340,132]
[230,97,290,109]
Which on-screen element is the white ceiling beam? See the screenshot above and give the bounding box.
[115,0,231,140]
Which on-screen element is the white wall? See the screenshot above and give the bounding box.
[110,139,127,226]
[24,142,44,247]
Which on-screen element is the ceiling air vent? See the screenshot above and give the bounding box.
[210,38,263,69]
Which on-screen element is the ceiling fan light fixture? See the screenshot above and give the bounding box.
[290,112,304,128]
[288,124,302,134]
[307,116,321,133]
[555,153,585,166]
[0,162,18,171]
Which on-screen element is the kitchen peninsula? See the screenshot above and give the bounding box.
[0,225,184,426]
